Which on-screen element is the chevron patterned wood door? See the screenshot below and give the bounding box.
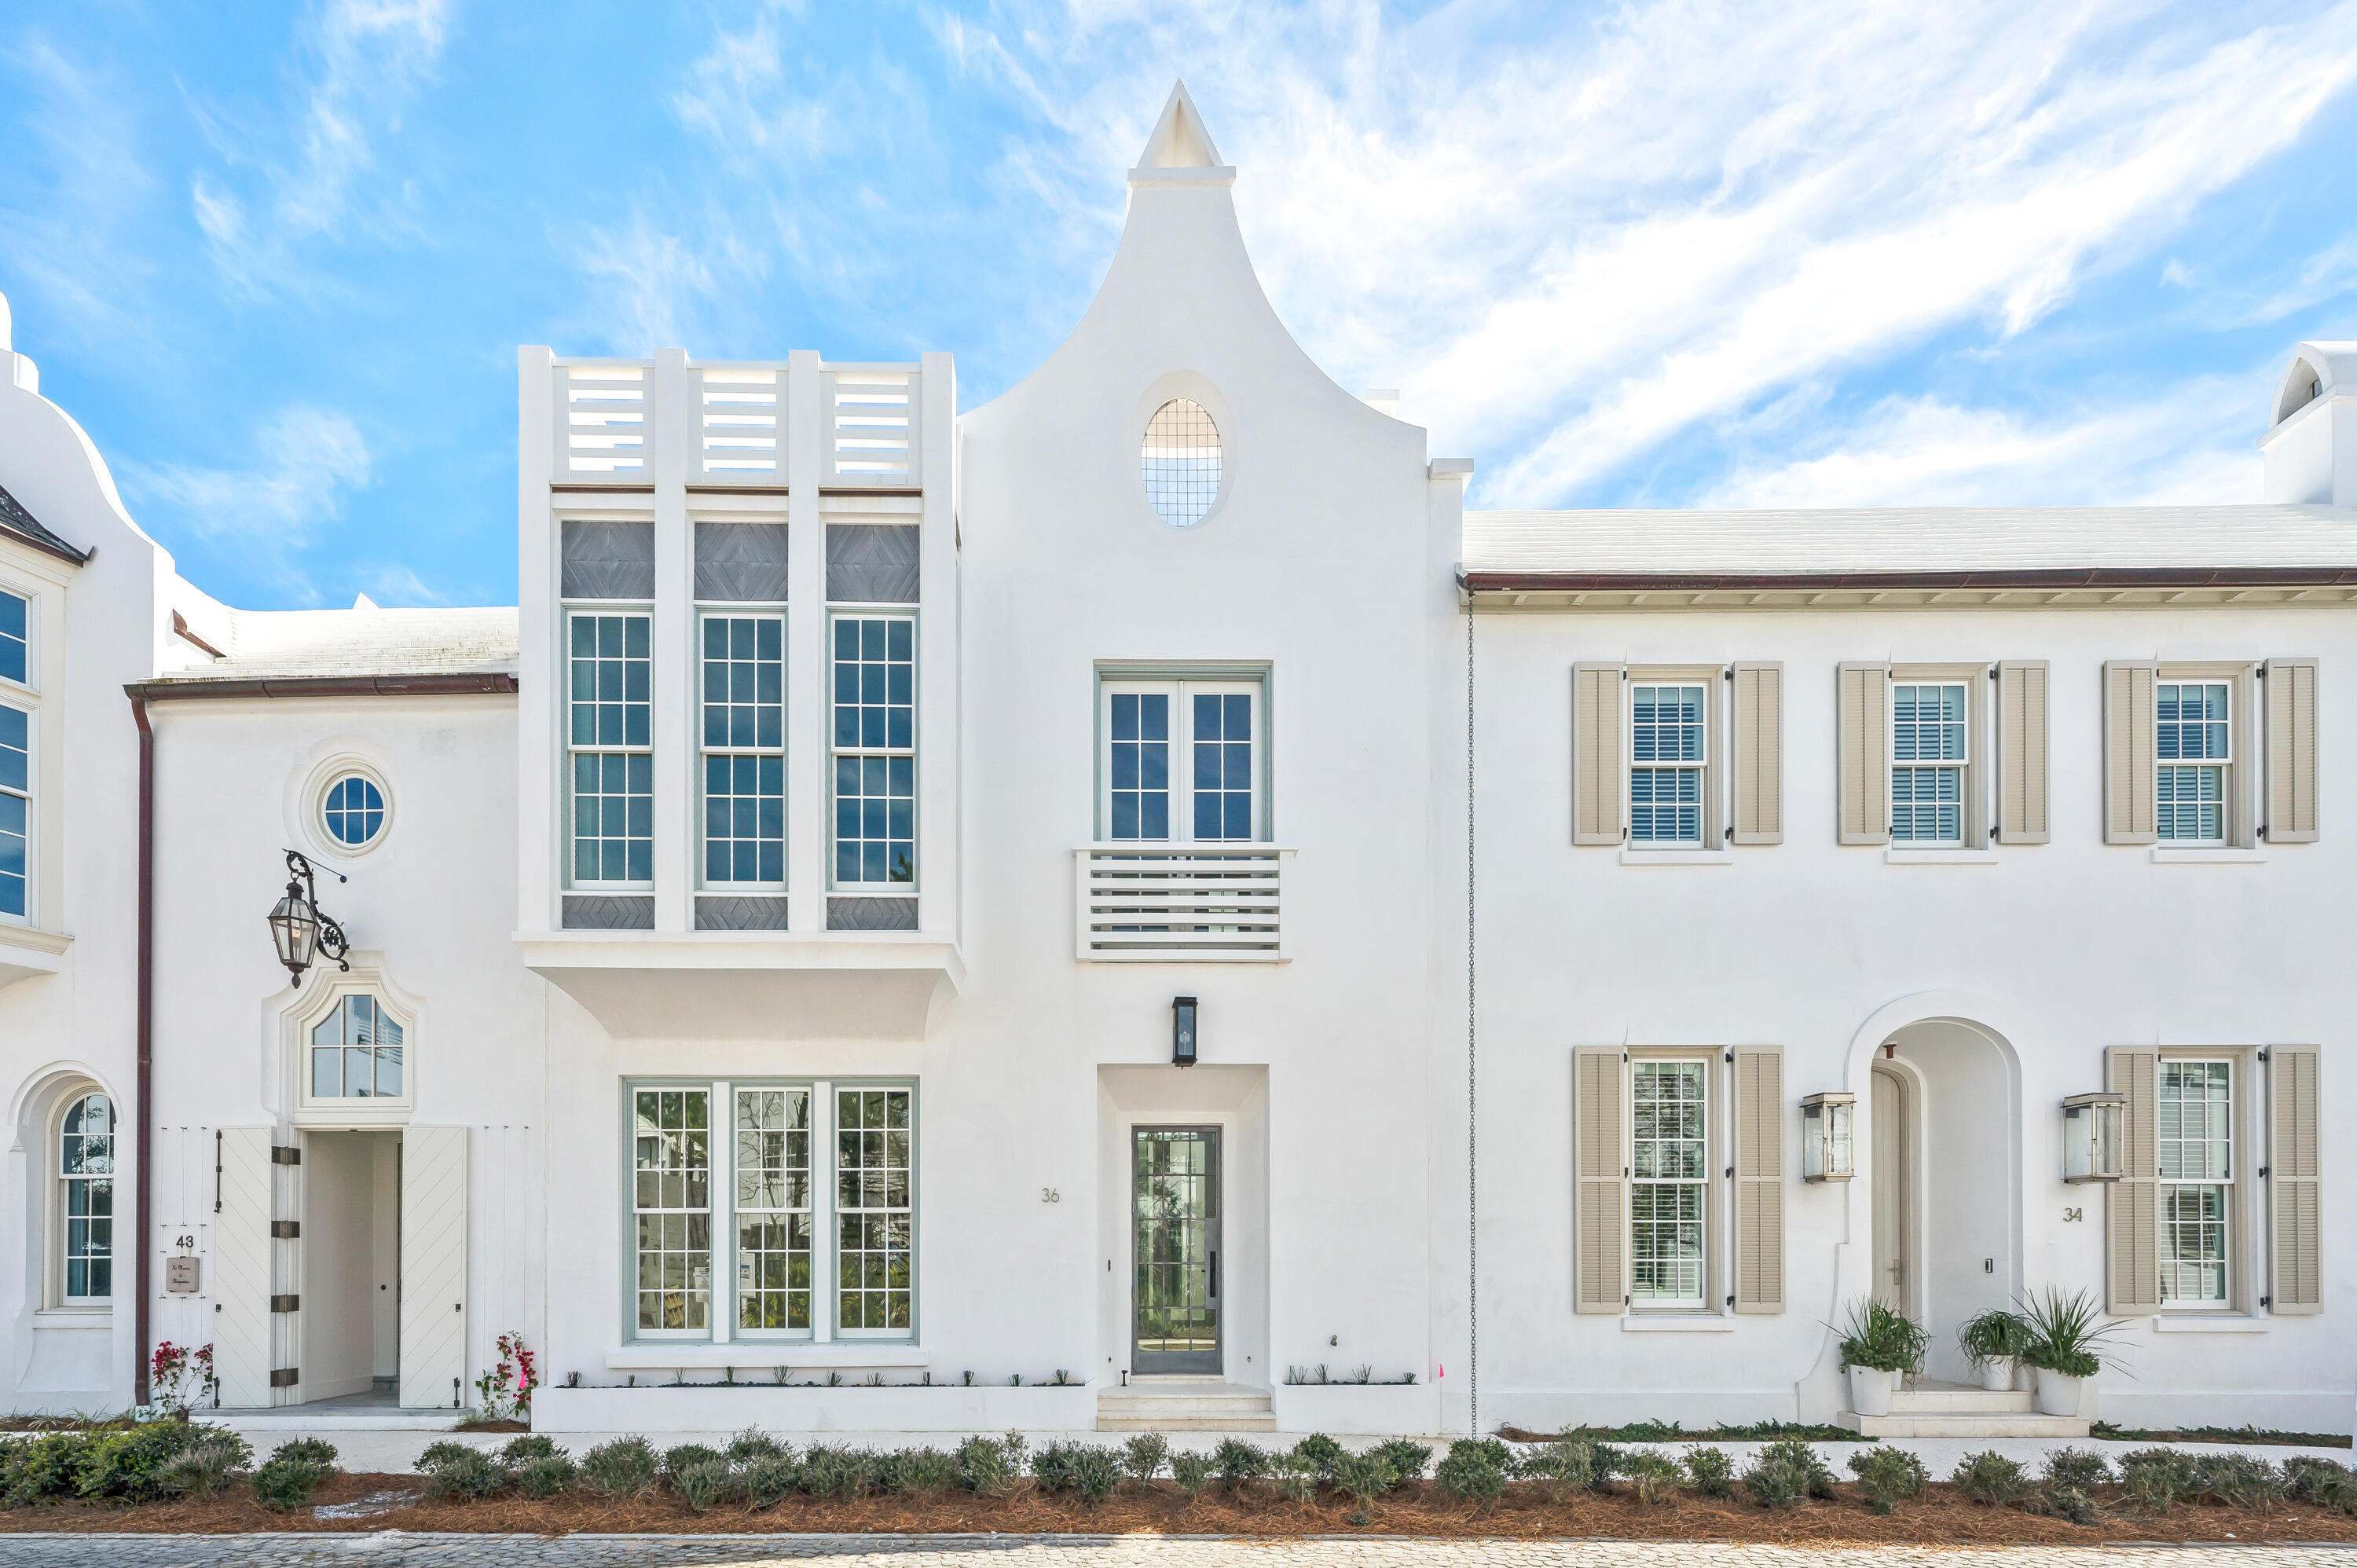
[399,1126,467,1411]
[212,1129,277,1409]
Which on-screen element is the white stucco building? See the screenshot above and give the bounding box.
[2,86,2352,1441]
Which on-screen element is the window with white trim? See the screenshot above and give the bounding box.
[0,588,25,685]
[2158,1058,2232,1306]
[1891,683,1967,844]
[1629,684,1706,845]
[0,699,26,921]
[1099,679,1263,842]
[700,613,785,887]
[628,1079,912,1341]
[1630,1060,1708,1306]
[308,995,405,1100]
[830,615,915,888]
[58,1090,112,1304]
[568,610,653,887]
[2157,683,2230,843]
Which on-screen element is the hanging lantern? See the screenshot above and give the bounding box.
[266,850,352,988]
[1171,996,1198,1068]
[1801,1091,1856,1181]
[2062,1092,2125,1183]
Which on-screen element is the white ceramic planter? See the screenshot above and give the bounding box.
[1977,1357,2017,1394]
[2035,1368,2084,1416]
[1846,1364,1895,1417]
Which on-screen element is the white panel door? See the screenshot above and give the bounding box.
[398,1125,467,1411]
[212,1130,277,1409]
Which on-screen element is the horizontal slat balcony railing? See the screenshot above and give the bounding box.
[548,357,924,489]
[1074,844,1292,962]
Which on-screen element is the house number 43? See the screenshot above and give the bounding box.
[2062,1207,2084,1222]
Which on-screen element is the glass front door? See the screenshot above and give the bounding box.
[1132,1127,1220,1376]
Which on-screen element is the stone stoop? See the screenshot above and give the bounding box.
[1096,1379,1277,1433]
[1837,1378,2092,1438]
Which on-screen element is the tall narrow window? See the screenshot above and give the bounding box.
[1630,1061,1707,1306]
[830,616,915,888]
[2158,1059,2231,1306]
[60,1091,112,1302]
[1109,693,1171,841]
[0,702,26,919]
[632,1089,712,1332]
[735,1088,811,1332]
[1891,683,1966,844]
[0,588,25,684]
[569,612,653,886]
[1099,680,1262,842]
[701,614,785,887]
[836,1087,912,1333]
[2157,683,2229,843]
[1629,684,1705,844]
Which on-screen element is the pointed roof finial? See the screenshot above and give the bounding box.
[1134,80,1225,173]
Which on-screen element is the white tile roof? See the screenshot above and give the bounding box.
[158,606,519,683]
[1463,505,2357,577]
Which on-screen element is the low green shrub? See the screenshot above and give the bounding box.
[670,1458,738,1514]
[1952,1450,2036,1508]
[1519,1438,1598,1502]
[955,1434,1018,1497]
[2042,1447,2113,1492]
[1332,1449,1395,1515]
[1435,1440,1507,1503]
[727,1428,786,1466]
[1213,1438,1270,1491]
[1846,1446,1928,1515]
[2,1433,87,1507]
[1069,1445,1121,1506]
[579,1435,660,1500]
[1120,1432,1168,1484]
[1624,1453,1684,1507]
[2195,1453,2285,1510]
[1170,1451,1213,1501]
[1369,1439,1431,1487]
[2286,1456,2357,1512]
[2040,1485,2099,1525]
[73,1422,202,1503]
[250,1455,329,1512]
[1268,1452,1318,1504]
[159,1427,251,1500]
[661,1442,725,1478]
[500,1434,563,1465]
[739,1455,801,1509]
[514,1453,575,1500]
[1030,1439,1078,1493]
[1290,1434,1347,1485]
[1744,1438,1837,1508]
[415,1441,476,1471]
[2119,1448,2199,1512]
[425,1449,508,1502]
[803,1445,875,1500]
[269,1438,338,1468]
[1683,1446,1734,1498]
[891,1447,959,1497]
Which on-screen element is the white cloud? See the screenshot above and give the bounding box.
[568,207,769,354]
[125,406,373,585]
[0,38,160,348]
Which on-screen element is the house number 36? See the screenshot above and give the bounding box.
[1041,1188,1061,1203]
[2062,1207,2084,1222]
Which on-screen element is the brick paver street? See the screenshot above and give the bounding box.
[2,1539,2351,1568]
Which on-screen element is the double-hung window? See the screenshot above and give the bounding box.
[2157,683,2230,843]
[2157,1058,2232,1306]
[830,616,915,888]
[1891,683,1967,844]
[2,586,30,921]
[700,614,785,887]
[629,1080,912,1341]
[1100,679,1263,843]
[59,1090,112,1303]
[1629,1060,1709,1306]
[1629,685,1706,845]
[568,611,653,887]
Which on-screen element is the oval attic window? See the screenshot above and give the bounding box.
[323,774,387,848]
[1141,399,1222,527]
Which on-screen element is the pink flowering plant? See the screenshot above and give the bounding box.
[148,1341,218,1416]
[472,1330,540,1421]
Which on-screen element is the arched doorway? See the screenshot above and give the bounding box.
[1870,1062,1913,1317]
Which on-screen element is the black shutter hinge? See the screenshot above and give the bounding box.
[2259,1167,2270,1178]
[1726,1294,1736,1307]
[270,1294,300,1313]
[1725,1167,1735,1179]
[271,1145,302,1165]
[270,1368,300,1388]
[270,1221,300,1239]
[2258,1048,2271,1062]
[2261,1295,2273,1308]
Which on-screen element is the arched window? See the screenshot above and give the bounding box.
[310,994,405,1099]
[1140,399,1222,526]
[59,1091,113,1302]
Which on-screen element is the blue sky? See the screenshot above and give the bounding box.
[3,1,2355,611]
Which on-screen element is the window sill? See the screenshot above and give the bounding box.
[31,1308,113,1326]
[1619,1315,1735,1332]
[1882,849,1998,864]
[2150,1314,2269,1333]
[2150,848,2267,864]
[0,922,72,990]
[607,1344,926,1370]
[1617,849,1733,866]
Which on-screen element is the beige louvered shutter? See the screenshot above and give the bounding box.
[2105,1046,2161,1313]
[2104,662,2159,844]
[1996,661,2051,844]
[1732,663,1783,844]
[2268,1045,2321,1314]
[2265,659,2319,844]
[1837,663,1890,844]
[1574,1046,1628,1313]
[1732,1046,1785,1313]
[1572,664,1626,846]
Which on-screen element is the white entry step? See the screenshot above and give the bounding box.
[1838,1378,2090,1438]
[1097,1379,1276,1432]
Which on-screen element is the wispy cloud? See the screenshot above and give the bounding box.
[123,405,372,599]
[0,36,159,348]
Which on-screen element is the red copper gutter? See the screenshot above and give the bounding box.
[1461,566,2357,595]
[125,667,516,1405]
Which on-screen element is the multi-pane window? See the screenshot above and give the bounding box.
[569,612,653,885]
[60,1091,112,1302]
[701,614,785,886]
[1101,680,1262,842]
[0,589,24,684]
[735,1088,811,1332]
[322,775,386,848]
[1630,1061,1707,1306]
[2157,683,2230,843]
[633,1089,713,1332]
[309,995,405,1099]
[836,1087,913,1332]
[2158,1059,2232,1306]
[1629,685,1705,844]
[0,702,25,919]
[627,1081,914,1342]
[1891,683,1967,844]
[831,617,915,888]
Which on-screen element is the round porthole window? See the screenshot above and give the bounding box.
[1141,398,1222,526]
[322,774,387,848]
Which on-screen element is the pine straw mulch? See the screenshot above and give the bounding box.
[5,1474,2357,1543]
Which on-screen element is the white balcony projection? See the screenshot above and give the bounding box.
[1073,844,1292,962]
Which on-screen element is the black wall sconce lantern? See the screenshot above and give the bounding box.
[267,849,351,988]
[1171,996,1198,1068]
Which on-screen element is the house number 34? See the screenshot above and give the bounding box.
[2062,1207,2084,1222]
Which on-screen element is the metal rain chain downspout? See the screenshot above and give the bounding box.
[267,849,352,987]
